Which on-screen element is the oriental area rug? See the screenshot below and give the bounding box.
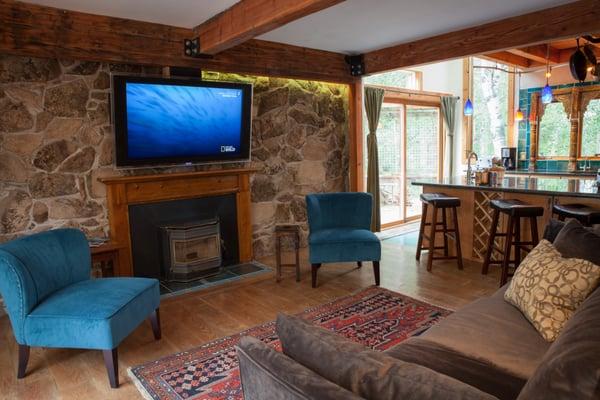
[129,286,450,400]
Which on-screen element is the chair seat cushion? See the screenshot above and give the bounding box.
[308,228,381,263]
[490,199,544,217]
[419,288,550,380]
[420,193,461,208]
[24,277,159,350]
[552,203,600,225]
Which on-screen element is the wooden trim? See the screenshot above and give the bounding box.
[508,45,561,65]
[0,0,354,84]
[349,80,364,192]
[462,58,472,162]
[482,52,531,68]
[507,66,516,148]
[195,0,345,54]
[100,169,255,276]
[365,84,451,98]
[414,71,424,91]
[364,0,600,74]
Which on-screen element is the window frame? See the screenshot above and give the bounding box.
[462,57,516,161]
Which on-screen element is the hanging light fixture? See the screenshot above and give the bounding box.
[515,72,524,121]
[464,98,473,116]
[541,44,553,104]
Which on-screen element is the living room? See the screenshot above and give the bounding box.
[1,1,599,399]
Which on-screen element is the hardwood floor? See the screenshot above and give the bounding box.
[0,231,502,399]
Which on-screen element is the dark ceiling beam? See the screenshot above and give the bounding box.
[0,0,353,83]
[363,0,600,74]
[507,45,561,64]
[194,0,345,54]
[481,52,531,68]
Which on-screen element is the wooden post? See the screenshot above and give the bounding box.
[568,89,580,172]
[529,93,540,171]
[349,80,364,192]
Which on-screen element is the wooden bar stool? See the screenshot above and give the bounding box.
[482,199,544,286]
[275,224,300,282]
[416,193,463,272]
[552,203,600,226]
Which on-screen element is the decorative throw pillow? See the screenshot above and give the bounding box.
[553,219,600,266]
[504,239,600,342]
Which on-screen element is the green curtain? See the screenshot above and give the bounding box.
[365,87,385,232]
[441,96,459,177]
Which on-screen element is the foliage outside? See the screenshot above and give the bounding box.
[538,102,570,157]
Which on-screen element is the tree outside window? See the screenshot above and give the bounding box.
[581,99,600,157]
[538,102,570,157]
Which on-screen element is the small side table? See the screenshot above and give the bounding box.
[90,242,122,277]
[275,224,300,282]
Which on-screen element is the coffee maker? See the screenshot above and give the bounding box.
[501,147,517,170]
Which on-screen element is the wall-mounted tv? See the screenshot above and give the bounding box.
[112,75,253,167]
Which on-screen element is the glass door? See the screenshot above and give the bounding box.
[405,105,441,220]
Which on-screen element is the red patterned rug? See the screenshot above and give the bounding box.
[129,286,450,400]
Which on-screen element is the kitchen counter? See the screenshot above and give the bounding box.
[412,175,599,198]
[412,175,600,265]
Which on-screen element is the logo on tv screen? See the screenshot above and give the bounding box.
[221,145,237,153]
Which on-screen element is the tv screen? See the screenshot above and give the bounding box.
[112,76,253,167]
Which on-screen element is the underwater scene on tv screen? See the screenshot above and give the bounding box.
[125,83,244,160]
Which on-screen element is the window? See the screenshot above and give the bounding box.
[363,70,421,90]
[581,99,600,157]
[538,102,571,157]
[471,58,510,158]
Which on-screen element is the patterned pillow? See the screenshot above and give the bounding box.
[504,239,600,342]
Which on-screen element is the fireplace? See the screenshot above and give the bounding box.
[161,218,222,282]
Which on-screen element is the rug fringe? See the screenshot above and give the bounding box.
[128,367,156,400]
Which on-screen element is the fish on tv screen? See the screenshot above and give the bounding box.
[112,76,252,167]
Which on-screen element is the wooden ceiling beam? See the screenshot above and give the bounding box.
[557,46,600,64]
[0,0,353,83]
[481,52,531,68]
[194,0,345,55]
[507,45,561,64]
[364,0,600,74]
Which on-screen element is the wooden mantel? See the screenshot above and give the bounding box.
[99,168,256,277]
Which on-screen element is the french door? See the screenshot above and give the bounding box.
[374,100,443,228]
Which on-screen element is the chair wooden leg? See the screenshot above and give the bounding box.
[482,209,500,275]
[500,216,514,287]
[416,203,428,260]
[442,208,449,257]
[17,344,29,379]
[372,261,380,286]
[103,348,119,389]
[426,206,438,272]
[311,263,321,288]
[357,261,362,268]
[530,216,539,247]
[452,207,463,270]
[514,217,521,266]
[150,308,161,340]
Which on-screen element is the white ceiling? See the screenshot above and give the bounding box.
[27,0,575,54]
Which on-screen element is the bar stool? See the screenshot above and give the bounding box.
[482,199,544,286]
[552,203,600,226]
[416,193,463,272]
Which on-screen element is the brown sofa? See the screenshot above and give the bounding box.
[237,220,600,400]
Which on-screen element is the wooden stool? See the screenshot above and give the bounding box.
[416,193,463,272]
[482,199,544,286]
[552,203,600,226]
[275,224,300,282]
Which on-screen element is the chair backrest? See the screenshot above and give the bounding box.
[0,228,90,343]
[306,193,373,232]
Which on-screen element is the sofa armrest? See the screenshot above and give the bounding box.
[236,336,363,400]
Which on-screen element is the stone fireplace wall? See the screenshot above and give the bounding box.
[0,55,349,257]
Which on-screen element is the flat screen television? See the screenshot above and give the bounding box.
[112,75,253,167]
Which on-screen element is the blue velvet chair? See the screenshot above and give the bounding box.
[306,193,381,288]
[0,228,161,388]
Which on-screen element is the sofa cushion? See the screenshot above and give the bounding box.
[517,287,600,400]
[553,219,600,265]
[236,336,363,400]
[308,228,381,263]
[419,290,550,379]
[276,313,498,400]
[385,337,525,400]
[504,239,600,342]
[24,277,159,349]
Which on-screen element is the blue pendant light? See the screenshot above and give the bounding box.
[464,98,473,116]
[541,84,553,104]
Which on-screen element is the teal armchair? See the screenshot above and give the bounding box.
[0,228,161,388]
[306,193,381,288]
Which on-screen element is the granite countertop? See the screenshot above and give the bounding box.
[412,175,600,198]
[508,169,598,177]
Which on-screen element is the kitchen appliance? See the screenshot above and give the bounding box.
[501,147,517,170]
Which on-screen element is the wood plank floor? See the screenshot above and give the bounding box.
[0,231,502,399]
